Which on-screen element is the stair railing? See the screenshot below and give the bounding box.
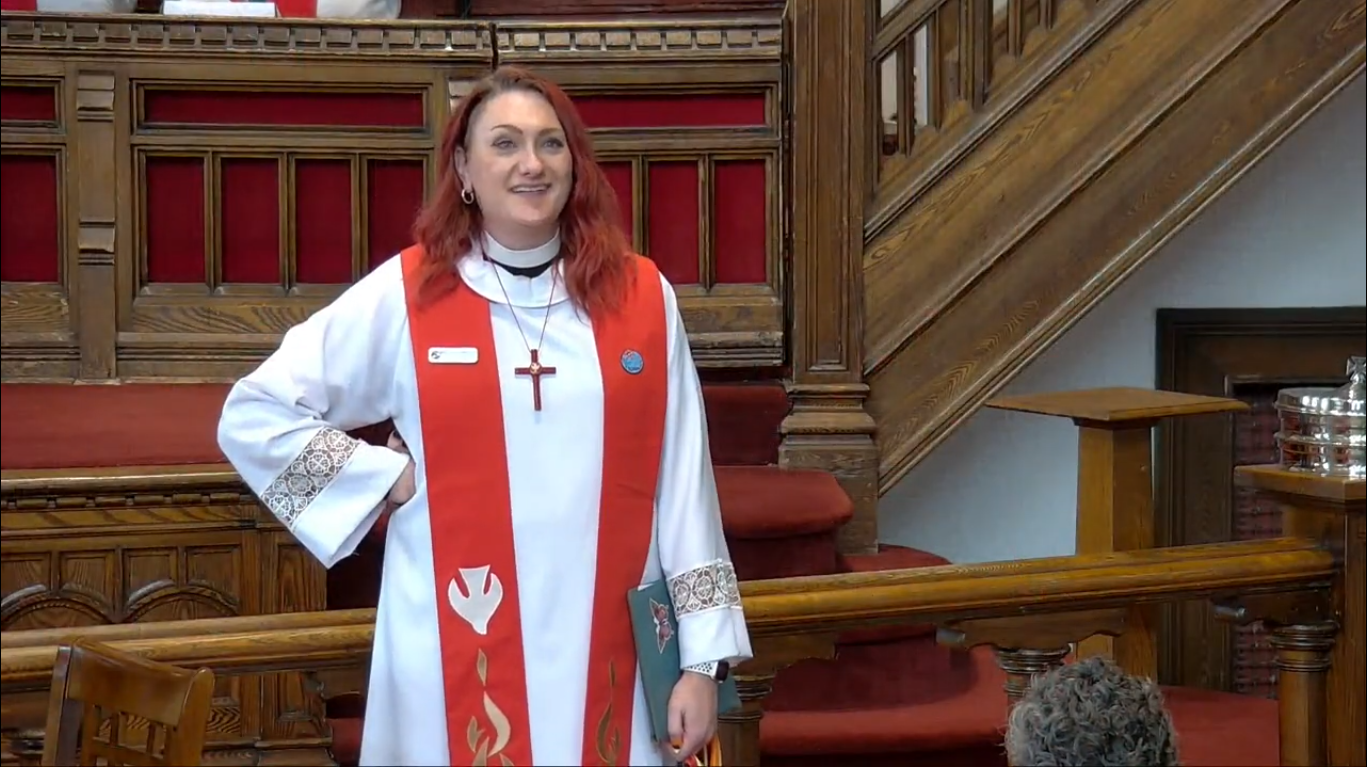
[866,0,1130,236]
[3,511,1357,766]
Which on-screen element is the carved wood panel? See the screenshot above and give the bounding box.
[1,15,786,378]
[0,471,329,760]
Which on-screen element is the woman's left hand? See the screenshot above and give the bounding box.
[665,671,719,762]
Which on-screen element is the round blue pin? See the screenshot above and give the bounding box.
[620,349,644,375]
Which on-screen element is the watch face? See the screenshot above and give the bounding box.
[715,661,730,681]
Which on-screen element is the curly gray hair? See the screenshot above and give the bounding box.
[1004,656,1180,766]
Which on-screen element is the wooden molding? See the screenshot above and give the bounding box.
[0,14,495,60]
[468,0,785,17]
[868,0,1367,494]
[1154,305,1366,691]
[779,0,878,553]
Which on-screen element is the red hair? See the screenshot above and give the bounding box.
[412,65,634,317]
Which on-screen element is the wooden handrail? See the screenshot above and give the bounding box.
[0,607,375,649]
[741,538,1332,634]
[0,463,241,496]
[2,623,375,686]
[0,538,1330,686]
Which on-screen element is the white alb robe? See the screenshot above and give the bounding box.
[218,237,753,766]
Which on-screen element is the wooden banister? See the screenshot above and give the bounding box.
[740,538,1330,634]
[0,608,375,650]
[1,540,1328,686]
[3,539,1336,767]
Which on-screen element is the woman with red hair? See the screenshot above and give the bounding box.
[217,66,751,766]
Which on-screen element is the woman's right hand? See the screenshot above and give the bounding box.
[386,431,417,506]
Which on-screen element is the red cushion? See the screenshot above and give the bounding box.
[0,383,230,470]
[0,382,789,470]
[715,465,853,539]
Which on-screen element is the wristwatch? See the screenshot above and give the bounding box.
[685,660,730,682]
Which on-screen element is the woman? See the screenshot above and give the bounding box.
[217,65,752,766]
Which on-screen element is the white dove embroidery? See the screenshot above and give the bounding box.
[447,565,504,635]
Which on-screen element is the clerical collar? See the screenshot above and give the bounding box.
[481,231,560,270]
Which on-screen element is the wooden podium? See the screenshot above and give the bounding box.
[987,387,1249,676]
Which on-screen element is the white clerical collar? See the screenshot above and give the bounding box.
[481,231,560,270]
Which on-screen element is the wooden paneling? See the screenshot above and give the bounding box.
[0,14,785,379]
[497,19,786,367]
[1154,306,1367,693]
[864,0,1366,493]
[0,465,334,764]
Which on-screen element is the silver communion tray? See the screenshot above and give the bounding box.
[1274,355,1366,479]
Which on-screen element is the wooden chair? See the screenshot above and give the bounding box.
[40,638,214,767]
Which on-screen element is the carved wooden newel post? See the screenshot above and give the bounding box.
[1235,466,1364,767]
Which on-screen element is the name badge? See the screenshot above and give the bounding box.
[428,347,478,365]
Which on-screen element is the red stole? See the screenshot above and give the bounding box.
[401,247,668,766]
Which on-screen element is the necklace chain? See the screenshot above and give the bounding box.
[491,265,558,356]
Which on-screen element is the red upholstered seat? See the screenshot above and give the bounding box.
[0,381,791,469]
[0,383,230,470]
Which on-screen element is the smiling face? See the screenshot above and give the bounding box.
[455,88,573,250]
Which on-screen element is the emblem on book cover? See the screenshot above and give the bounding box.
[650,598,674,653]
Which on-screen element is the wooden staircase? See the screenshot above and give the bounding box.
[851,0,1365,492]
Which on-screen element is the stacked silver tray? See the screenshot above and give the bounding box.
[1274,356,1366,479]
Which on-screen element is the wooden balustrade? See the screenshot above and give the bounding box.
[3,536,1347,766]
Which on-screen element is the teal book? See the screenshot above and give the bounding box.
[627,579,742,745]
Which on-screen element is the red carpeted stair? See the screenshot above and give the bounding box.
[0,382,1279,766]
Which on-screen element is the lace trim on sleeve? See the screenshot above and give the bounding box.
[668,560,741,617]
[260,428,359,528]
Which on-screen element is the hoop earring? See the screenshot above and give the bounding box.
[461,187,475,205]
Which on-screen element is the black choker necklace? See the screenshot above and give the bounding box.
[486,254,558,279]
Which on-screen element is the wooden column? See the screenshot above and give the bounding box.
[780,0,879,554]
[987,388,1247,677]
[72,68,120,380]
[1236,466,1364,767]
[1270,622,1337,767]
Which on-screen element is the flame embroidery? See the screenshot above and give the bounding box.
[595,659,621,765]
[466,648,514,766]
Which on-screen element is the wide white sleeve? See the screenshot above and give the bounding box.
[655,275,754,670]
[218,257,412,569]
